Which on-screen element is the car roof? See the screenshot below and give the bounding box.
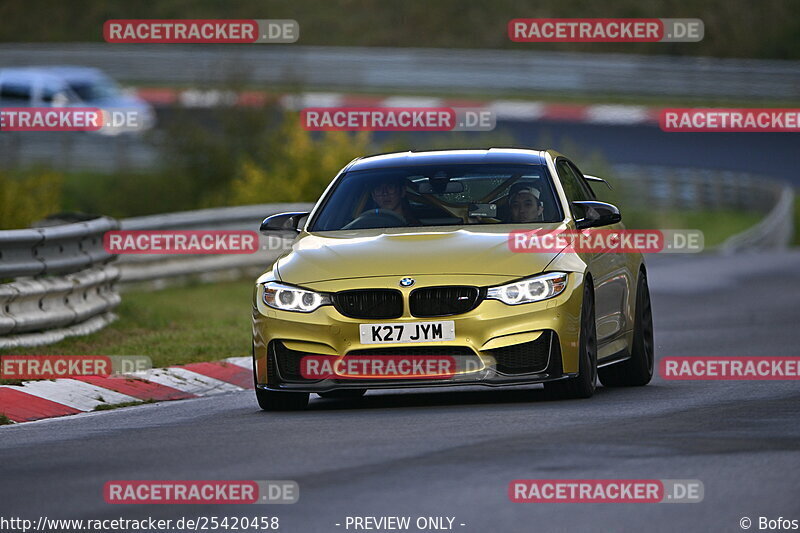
[0,66,106,82]
[38,66,107,82]
[346,148,548,171]
[0,68,67,83]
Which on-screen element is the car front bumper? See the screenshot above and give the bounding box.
[252,272,586,392]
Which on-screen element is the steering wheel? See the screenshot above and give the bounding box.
[342,208,408,229]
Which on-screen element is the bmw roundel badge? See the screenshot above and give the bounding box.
[399,277,415,287]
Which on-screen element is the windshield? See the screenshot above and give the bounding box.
[67,79,121,102]
[309,163,563,231]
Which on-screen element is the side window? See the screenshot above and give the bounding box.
[567,162,597,200]
[40,86,57,103]
[555,158,594,221]
[0,81,33,104]
[556,159,591,202]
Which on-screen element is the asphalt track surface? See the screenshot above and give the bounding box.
[1,250,799,532]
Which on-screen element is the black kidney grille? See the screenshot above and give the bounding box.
[332,289,403,319]
[409,286,481,317]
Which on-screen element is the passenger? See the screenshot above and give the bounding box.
[508,183,544,223]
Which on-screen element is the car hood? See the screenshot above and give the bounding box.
[274,224,569,284]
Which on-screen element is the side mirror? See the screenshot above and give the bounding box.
[572,201,621,229]
[260,211,309,234]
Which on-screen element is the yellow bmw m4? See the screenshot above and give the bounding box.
[252,149,654,410]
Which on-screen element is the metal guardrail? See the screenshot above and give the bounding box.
[0,267,119,335]
[612,165,794,251]
[0,170,793,348]
[0,216,117,278]
[1,44,799,99]
[0,217,120,349]
[612,165,784,212]
[116,203,313,290]
[720,185,795,253]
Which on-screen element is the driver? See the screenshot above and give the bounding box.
[508,183,544,223]
[369,177,420,225]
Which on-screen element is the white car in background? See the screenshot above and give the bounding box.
[0,66,155,135]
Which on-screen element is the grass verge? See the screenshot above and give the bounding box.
[0,280,254,369]
[0,414,13,425]
[622,210,764,248]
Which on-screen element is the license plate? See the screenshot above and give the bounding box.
[359,321,455,344]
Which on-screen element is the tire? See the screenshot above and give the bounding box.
[318,389,367,399]
[598,271,654,387]
[544,279,597,399]
[255,386,310,411]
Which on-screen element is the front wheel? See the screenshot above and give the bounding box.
[599,271,654,387]
[544,279,597,399]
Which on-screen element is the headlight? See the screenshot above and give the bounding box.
[262,282,331,313]
[486,272,568,305]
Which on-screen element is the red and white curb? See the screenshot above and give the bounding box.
[134,88,660,126]
[0,357,253,425]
